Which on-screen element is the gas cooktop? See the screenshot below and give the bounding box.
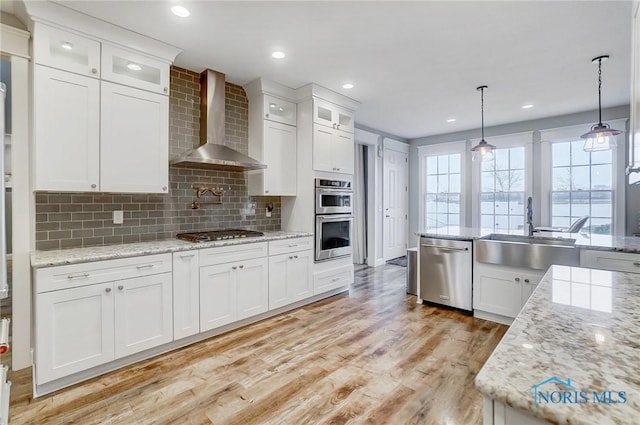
[176,229,264,243]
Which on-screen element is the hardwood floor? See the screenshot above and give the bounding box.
[9,264,507,425]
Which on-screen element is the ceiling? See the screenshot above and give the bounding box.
[10,1,635,139]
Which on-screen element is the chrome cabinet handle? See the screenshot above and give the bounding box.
[91,184,97,189]
[163,87,168,93]
[288,244,298,248]
[331,277,340,282]
[265,113,269,118]
[515,277,521,282]
[332,123,337,129]
[239,265,244,269]
[67,273,90,280]
[162,186,167,191]
[91,68,98,75]
[118,285,124,290]
[633,262,640,266]
[105,287,111,293]
[336,124,341,130]
[180,253,196,258]
[137,264,155,270]
[524,279,530,283]
[294,255,298,259]
[232,266,237,270]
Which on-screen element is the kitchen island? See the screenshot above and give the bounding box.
[475,265,640,425]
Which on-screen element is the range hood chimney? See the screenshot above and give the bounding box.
[170,69,266,171]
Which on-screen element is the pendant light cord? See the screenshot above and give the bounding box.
[597,57,603,126]
[480,87,485,141]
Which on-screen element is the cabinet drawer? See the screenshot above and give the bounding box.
[35,253,172,293]
[263,94,296,126]
[101,44,170,95]
[269,237,313,256]
[581,250,640,274]
[314,263,353,294]
[33,23,101,78]
[199,242,268,267]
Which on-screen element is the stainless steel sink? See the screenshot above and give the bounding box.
[475,233,580,270]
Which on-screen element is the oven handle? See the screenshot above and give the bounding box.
[317,188,353,195]
[317,215,354,222]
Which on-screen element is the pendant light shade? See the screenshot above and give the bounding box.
[582,55,621,152]
[471,85,495,162]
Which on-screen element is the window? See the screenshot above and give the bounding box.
[424,153,461,229]
[480,147,526,231]
[551,140,613,235]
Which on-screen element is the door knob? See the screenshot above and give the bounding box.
[385,215,391,218]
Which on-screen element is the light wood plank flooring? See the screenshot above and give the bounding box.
[9,264,507,425]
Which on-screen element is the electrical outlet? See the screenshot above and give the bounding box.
[265,208,272,218]
[113,210,124,225]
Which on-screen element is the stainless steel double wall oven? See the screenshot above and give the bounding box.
[315,178,353,261]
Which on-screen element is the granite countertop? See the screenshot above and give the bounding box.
[31,231,313,268]
[475,265,640,425]
[418,226,640,253]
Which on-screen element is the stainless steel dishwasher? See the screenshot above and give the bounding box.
[419,237,472,311]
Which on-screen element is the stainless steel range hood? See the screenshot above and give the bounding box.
[171,69,266,171]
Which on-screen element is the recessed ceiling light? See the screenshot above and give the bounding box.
[522,104,534,109]
[342,83,354,89]
[60,41,73,50]
[446,118,456,123]
[127,63,142,71]
[171,5,190,18]
[271,51,286,59]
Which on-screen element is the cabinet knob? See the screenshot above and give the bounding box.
[332,123,337,129]
[265,113,269,118]
[162,186,167,191]
[239,265,244,269]
[265,190,269,194]
[163,87,168,93]
[524,279,530,283]
[91,184,97,189]
[105,287,112,293]
[633,262,640,267]
[289,256,293,260]
[294,255,298,259]
[337,124,341,130]
[91,68,98,75]
[118,285,124,290]
[232,266,237,270]
[514,277,521,282]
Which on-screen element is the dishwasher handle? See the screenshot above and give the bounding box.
[421,244,469,252]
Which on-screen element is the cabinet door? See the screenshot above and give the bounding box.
[263,121,297,195]
[289,250,314,303]
[473,272,522,318]
[114,273,173,358]
[236,257,269,320]
[100,81,169,193]
[101,44,170,95]
[332,131,355,174]
[313,125,335,172]
[580,250,640,274]
[200,264,236,331]
[173,251,200,340]
[520,272,544,307]
[336,108,354,133]
[34,65,100,192]
[35,282,114,384]
[313,99,336,128]
[268,254,290,310]
[33,23,101,77]
[263,95,296,126]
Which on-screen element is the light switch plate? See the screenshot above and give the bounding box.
[113,210,124,225]
[265,208,272,218]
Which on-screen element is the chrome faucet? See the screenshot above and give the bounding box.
[526,197,534,237]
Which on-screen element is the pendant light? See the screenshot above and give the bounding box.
[471,85,496,162]
[581,55,621,152]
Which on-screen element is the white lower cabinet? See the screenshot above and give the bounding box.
[473,263,543,323]
[114,273,173,358]
[35,282,115,384]
[172,251,200,340]
[314,262,354,294]
[580,249,640,274]
[200,257,268,332]
[269,250,313,309]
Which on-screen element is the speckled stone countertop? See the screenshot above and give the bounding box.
[31,231,313,268]
[476,265,640,425]
[418,226,640,253]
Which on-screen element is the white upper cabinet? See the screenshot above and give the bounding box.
[263,94,296,126]
[100,81,169,193]
[313,98,354,133]
[312,124,355,174]
[34,65,100,191]
[101,44,170,95]
[31,21,178,193]
[257,120,297,196]
[33,24,101,78]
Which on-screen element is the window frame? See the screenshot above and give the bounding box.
[470,132,534,230]
[417,141,467,232]
[540,119,626,236]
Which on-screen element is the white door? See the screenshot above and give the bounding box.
[100,81,169,193]
[172,251,200,340]
[33,65,100,192]
[263,121,297,195]
[236,257,269,320]
[35,282,114,384]
[383,147,408,260]
[200,263,236,331]
[114,273,173,358]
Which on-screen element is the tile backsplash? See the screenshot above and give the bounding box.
[35,66,281,251]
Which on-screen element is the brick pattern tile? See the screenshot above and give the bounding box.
[35,66,281,251]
